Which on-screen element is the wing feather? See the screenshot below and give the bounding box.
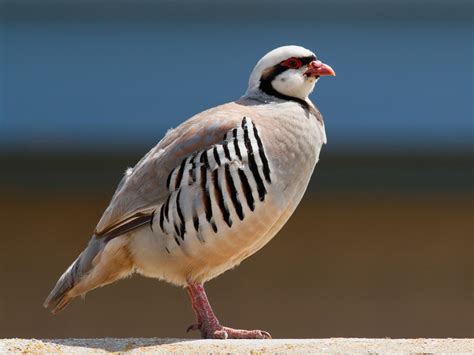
[94,102,252,237]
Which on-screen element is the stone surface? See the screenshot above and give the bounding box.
[0,338,472,354]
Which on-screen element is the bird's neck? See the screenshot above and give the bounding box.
[243,88,312,112]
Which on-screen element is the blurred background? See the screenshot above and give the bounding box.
[0,0,472,340]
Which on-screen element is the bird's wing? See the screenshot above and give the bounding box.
[94,102,258,241]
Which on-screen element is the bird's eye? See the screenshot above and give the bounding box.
[281,57,303,69]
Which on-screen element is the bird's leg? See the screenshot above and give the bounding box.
[185,286,206,332]
[186,281,271,339]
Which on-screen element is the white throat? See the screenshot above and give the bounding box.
[271,69,318,99]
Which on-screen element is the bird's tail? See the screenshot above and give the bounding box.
[43,236,105,314]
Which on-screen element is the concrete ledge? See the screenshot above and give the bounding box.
[1,338,472,354]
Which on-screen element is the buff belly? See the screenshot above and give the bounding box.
[129,195,268,285]
[128,177,310,287]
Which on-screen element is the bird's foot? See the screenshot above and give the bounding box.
[187,322,271,339]
[212,325,271,339]
[186,282,271,339]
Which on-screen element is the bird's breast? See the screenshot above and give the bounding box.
[258,105,325,204]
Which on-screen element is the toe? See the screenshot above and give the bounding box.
[218,326,271,339]
[213,329,229,339]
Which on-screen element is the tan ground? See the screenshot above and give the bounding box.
[1,338,472,354]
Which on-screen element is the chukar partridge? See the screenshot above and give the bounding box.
[44,45,335,339]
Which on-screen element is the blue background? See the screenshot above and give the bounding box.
[1,0,472,154]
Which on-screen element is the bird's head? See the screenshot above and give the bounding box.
[246,45,335,101]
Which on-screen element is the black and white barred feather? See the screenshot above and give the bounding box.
[158,117,272,248]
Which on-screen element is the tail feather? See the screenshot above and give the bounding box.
[43,256,80,313]
[43,237,105,313]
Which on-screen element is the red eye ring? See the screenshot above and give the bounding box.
[281,57,303,69]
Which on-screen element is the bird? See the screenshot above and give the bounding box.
[43,45,335,339]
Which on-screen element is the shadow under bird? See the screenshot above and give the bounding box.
[44,45,335,339]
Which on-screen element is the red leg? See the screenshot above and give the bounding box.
[186,282,271,339]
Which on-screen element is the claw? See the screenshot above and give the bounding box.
[260,330,272,339]
[186,323,201,333]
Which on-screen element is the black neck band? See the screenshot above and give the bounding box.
[259,76,310,110]
[258,55,315,110]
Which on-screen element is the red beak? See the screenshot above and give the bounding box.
[305,60,336,77]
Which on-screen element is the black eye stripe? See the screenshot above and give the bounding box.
[286,55,315,66]
[262,55,315,81]
[281,55,315,67]
[303,55,316,64]
[274,55,316,75]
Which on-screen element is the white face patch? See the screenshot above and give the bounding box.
[246,45,317,96]
[271,67,317,99]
